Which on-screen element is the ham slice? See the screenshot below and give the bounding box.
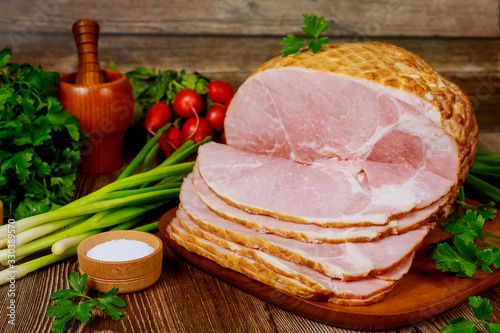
[168,217,414,305]
[192,167,447,242]
[198,142,452,226]
[179,178,429,280]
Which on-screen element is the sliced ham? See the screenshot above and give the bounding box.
[198,142,452,226]
[192,168,447,242]
[167,220,323,301]
[179,179,429,280]
[168,217,412,305]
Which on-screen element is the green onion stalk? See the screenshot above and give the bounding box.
[465,150,500,205]
[0,201,167,263]
[0,162,192,238]
[0,122,209,283]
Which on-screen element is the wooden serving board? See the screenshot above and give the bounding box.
[158,206,500,330]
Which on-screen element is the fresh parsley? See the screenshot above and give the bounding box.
[47,272,126,333]
[441,296,500,333]
[281,13,330,57]
[0,47,86,220]
[430,199,500,278]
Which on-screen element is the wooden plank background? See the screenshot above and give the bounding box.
[0,0,499,132]
[0,1,499,332]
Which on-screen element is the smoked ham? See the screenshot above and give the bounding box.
[167,217,415,305]
[166,42,478,305]
[179,177,428,280]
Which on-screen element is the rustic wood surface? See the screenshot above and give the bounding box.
[0,134,499,333]
[1,0,498,37]
[1,0,499,331]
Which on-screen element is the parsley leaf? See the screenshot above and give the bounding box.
[47,272,126,333]
[281,13,331,57]
[431,241,477,278]
[430,194,500,278]
[0,48,86,220]
[68,270,88,294]
[441,296,500,333]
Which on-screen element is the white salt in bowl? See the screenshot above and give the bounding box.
[77,230,163,294]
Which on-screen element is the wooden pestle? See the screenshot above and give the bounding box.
[72,19,105,85]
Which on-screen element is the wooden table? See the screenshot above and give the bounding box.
[1,133,499,333]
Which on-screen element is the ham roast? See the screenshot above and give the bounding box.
[166,42,478,305]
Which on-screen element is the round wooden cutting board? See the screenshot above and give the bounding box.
[158,206,500,330]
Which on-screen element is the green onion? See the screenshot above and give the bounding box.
[0,247,77,285]
[105,182,183,201]
[110,218,144,231]
[133,221,159,233]
[0,216,85,249]
[51,229,103,255]
[140,142,160,173]
[159,136,210,168]
[117,122,171,180]
[474,151,500,166]
[0,163,192,238]
[0,122,207,283]
[465,173,500,204]
[62,161,194,209]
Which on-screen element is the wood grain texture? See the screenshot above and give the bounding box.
[0,0,498,37]
[1,33,499,133]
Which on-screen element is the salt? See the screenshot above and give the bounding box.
[86,239,155,262]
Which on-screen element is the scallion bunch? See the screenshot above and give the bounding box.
[0,123,209,284]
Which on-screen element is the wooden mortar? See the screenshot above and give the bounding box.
[58,19,133,174]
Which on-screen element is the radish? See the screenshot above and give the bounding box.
[160,127,185,156]
[144,102,172,135]
[182,117,213,143]
[173,89,203,118]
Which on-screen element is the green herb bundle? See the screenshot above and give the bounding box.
[121,65,209,125]
[0,48,86,220]
[430,190,500,278]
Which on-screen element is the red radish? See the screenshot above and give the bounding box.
[159,127,184,155]
[221,131,226,144]
[206,105,226,132]
[207,81,234,104]
[224,97,232,109]
[173,89,203,118]
[182,117,213,143]
[144,102,172,135]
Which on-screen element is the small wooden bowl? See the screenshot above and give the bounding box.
[77,230,163,294]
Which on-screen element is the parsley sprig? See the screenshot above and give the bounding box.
[430,196,500,278]
[280,13,330,57]
[47,272,126,333]
[441,296,500,332]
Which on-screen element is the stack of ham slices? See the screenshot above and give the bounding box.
[166,42,478,305]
